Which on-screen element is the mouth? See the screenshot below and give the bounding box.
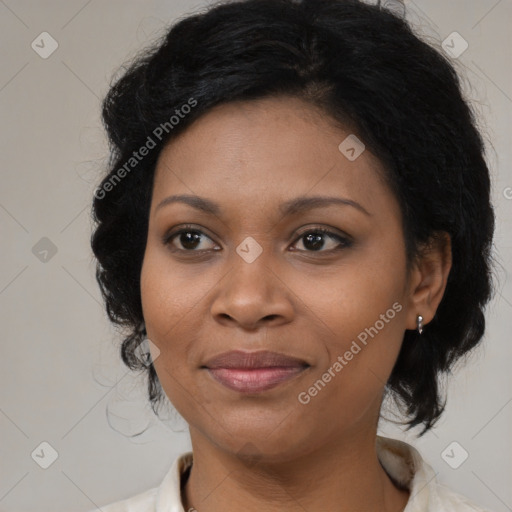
[202,350,310,393]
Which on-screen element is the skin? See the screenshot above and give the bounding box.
[140,96,452,512]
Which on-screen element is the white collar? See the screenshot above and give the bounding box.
[153,435,481,512]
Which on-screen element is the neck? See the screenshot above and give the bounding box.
[181,427,410,512]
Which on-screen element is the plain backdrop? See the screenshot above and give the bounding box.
[1,0,511,511]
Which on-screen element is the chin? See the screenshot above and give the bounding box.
[207,418,311,460]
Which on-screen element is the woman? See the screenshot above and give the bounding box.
[90,0,496,510]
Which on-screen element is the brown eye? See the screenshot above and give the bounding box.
[162,225,352,255]
[163,225,218,252]
[292,228,352,253]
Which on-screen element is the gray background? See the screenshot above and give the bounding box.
[1,0,511,511]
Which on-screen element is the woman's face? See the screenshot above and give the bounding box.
[140,96,420,460]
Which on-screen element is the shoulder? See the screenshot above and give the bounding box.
[83,451,192,512]
[85,486,158,512]
[376,436,495,512]
[432,483,495,512]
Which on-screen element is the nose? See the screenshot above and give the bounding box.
[210,256,294,330]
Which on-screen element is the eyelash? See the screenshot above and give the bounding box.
[162,224,353,255]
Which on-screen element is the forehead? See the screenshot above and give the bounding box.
[151,96,396,221]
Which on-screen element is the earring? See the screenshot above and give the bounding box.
[416,315,424,334]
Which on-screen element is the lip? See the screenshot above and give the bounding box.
[203,350,309,369]
[203,350,310,393]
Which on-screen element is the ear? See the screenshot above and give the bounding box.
[405,231,452,331]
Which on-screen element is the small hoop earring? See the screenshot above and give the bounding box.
[416,315,424,334]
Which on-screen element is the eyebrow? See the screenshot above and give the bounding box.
[155,194,371,217]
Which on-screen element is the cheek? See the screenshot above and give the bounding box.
[140,249,192,380]
[139,249,200,414]
[293,245,407,407]
[293,249,406,345]
[139,247,222,388]
[295,284,405,427]
[140,246,210,335]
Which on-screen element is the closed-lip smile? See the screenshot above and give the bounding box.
[202,350,310,393]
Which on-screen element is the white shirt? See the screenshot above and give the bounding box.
[90,435,493,512]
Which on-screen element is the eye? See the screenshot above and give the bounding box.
[162,225,352,254]
[163,225,219,252]
[291,227,352,253]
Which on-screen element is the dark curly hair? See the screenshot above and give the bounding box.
[90,0,496,436]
